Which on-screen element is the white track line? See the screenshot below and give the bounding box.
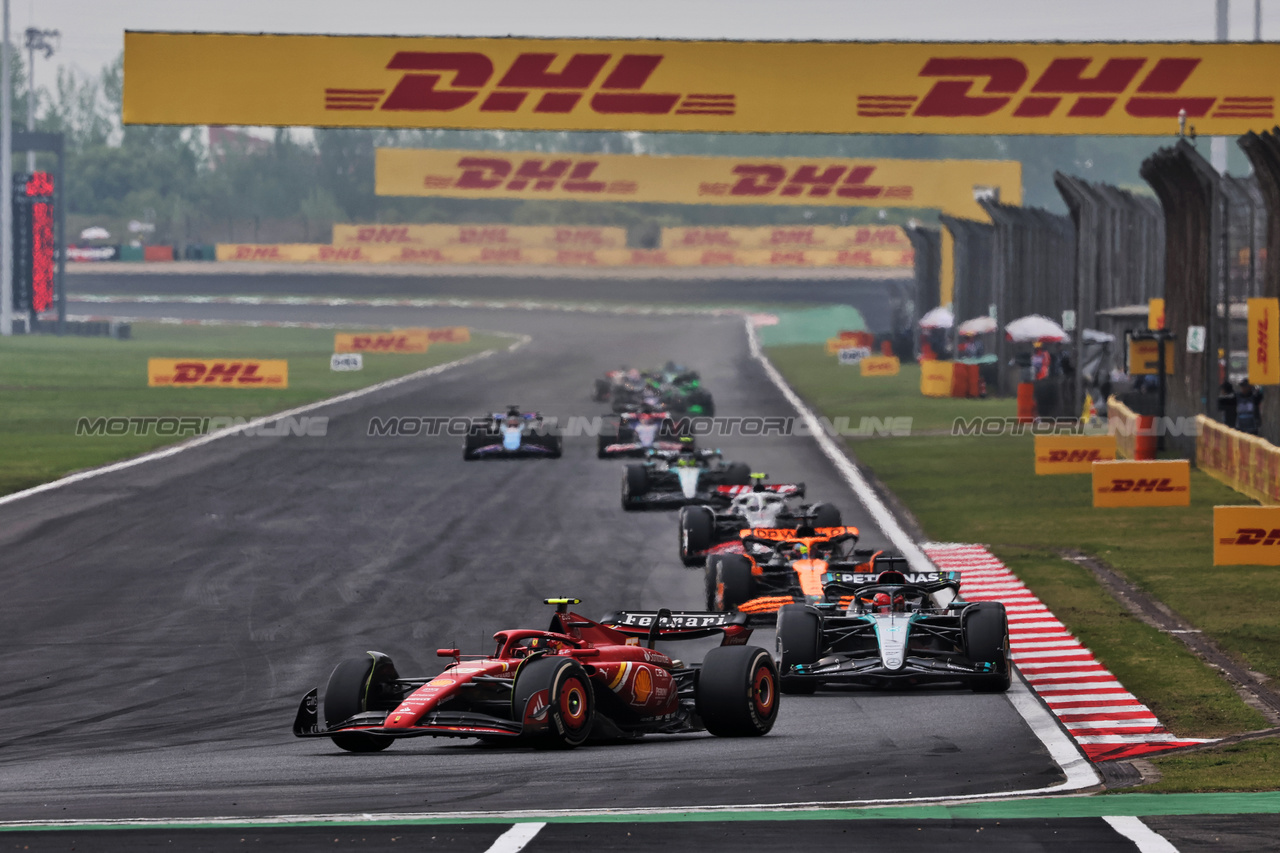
[1102,816,1181,852]
[0,334,529,509]
[745,318,1100,796]
[484,822,546,853]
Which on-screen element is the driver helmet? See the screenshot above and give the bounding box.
[871,592,906,613]
[790,542,810,560]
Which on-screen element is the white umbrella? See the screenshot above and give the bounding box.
[1005,314,1071,343]
[79,226,111,241]
[918,306,954,329]
[1081,328,1115,344]
[957,315,998,336]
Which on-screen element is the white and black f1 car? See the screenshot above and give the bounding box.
[621,446,751,510]
[463,407,562,460]
[597,409,690,459]
[774,558,1011,694]
[678,478,842,566]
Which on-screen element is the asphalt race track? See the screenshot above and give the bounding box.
[1,296,1213,851]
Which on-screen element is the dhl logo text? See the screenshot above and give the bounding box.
[336,333,428,353]
[1258,308,1271,372]
[326,51,735,118]
[149,360,287,387]
[1041,449,1103,463]
[1099,478,1187,493]
[858,56,1272,121]
[1219,528,1280,546]
[699,164,912,200]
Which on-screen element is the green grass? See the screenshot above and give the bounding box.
[767,343,1274,743]
[0,323,504,497]
[1135,738,1280,792]
[766,344,1016,432]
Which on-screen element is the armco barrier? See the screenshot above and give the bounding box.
[1106,396,1156,461]
[215,243,911,268]
[1195,414,1280,505]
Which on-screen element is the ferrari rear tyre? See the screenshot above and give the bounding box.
[963,602,1012,693]
[324,654,398,753]
[711,554,754,612]
[723,462,752,486]
[697,646,779,737]
[511,657,594,748]
[810,503,842,528]
[679,505,715,566]
[775,604,822,695]
[622,464,649,510]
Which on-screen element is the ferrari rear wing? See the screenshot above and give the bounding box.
[599,609,751,643]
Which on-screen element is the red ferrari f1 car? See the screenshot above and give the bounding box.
[293,599,779,752]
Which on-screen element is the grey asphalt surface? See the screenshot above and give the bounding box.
[65,268,910,331]
[0,302,1070,826]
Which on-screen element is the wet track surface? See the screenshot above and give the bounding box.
[10,298,1251,851]
[0,303,1069,824]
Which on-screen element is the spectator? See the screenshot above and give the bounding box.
[1236,380,1264,435]
[1218,381,1238,429]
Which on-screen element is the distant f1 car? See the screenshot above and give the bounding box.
[292,598,778,752]
[463,407,562,460]
[621,446,753,510]
[597,409,690,458]
[677,477,842,566]
[775,564,1011,694]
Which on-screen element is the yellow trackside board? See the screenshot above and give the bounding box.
[1092,459,1190,507]
[124,33,1280,135]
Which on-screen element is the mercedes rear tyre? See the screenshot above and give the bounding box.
[696,646,778,737]
[775,604,822,695]
[679,505,715,566]
[324,653,399,753]
[622,464,649,510]
[511,657,594,748]
[963,602,1012,693]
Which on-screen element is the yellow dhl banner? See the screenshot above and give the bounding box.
[1214,505,1280,565]
[216,243,912,268]
[1092,459,1190,507]
[125,33,1280,136]
[1195,415,1280,505]
[920,361,953,397]
[376,148,1020,218]
[334,331,430,353]
[332,224,627,249]
[1034,434,1118,475]
[1248,297,1280,385]
[860,355,900,376]
[1128,338,1175,375]
[663,225,908,250]
[148,358,288,388]
[1148,298,1165,331]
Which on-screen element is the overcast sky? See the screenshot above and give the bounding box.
[18,0,1272,81]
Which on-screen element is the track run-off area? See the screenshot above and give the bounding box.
[1,293,1274,851]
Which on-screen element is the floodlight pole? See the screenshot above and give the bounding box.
[23,27,58,173]
[1211,0,1229,174]
[1,0,13,337]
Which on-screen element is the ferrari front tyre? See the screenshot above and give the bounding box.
[697,645,779,737]
[810,503,842,528]
[723,462,751,487]
[511,657,594,748]
[775,604,822,695]
[323,654,397,753]
[679,505,715,566]
[712,554,754,612]
[622,464,649,510]
[963,602,1012,693]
